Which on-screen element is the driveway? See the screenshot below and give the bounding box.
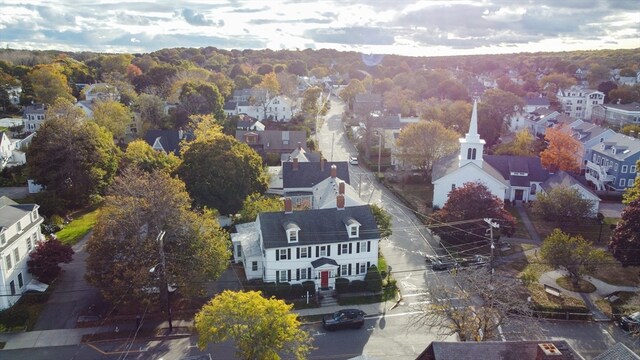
[34,232,103,330]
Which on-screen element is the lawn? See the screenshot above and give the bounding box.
[55,207,100,245]
[524,206,616,244]
[587,263,640,287]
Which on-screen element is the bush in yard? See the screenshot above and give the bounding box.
[27,237,74,284]
[335,277,350,294]
[262,282,277,298]
[349,280,367,292]
[275,282,291,298]
[0,307,29,329]
[302,281,316,296]
[290,284,305,298]
[245,279,263,292]
[365,265,382,293]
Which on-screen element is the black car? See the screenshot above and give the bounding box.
[322,309,366,331]
[620,312,640,332]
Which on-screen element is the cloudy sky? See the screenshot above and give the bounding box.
[1,0,639,57]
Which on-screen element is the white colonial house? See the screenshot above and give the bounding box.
[231,198,380,291]
[0,197,46,310]
[432,101,597,209]
[557,86,604,120]
[265,95,295,121]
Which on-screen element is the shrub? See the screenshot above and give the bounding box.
[245,279,264,292]
[365,265,382,293]
[262,282,277,298]
[301,281,316,296]
[0,307,29,329]
[290,284,305,298]
[274,282,291,298]
[349,280,367,292]
[335,277,349,294]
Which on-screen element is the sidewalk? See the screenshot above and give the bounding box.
[0,302,389,350]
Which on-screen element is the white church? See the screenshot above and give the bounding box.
[431,101,600,213]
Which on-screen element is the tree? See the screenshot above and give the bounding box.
[608,85,640,104]
[587,64,611,88]
[340,79,366,111]
[598,81,618,103]
[542,229,610,286]
[493,129,536,156]
[432,182,516,244]
[477,89,524,147]
[92,99,132,139]
[411,267,536,341]
[27,237,74,284]
[365,265,382,293]
[395,121,459,179]
[540,126,582,173]
[256,64,273,75]
[195,290,312,359]
[135,93,169,129]
[176,82,225,126]
[256,72,280,97]
[122,140,181,174]
[539,72,577,93]
[86,168,230,305]
[178,125,268,215]
[27,64,74,105]
[370,204,392,238]
[287,60,308,76]
[623,161,640,205]
[418,99,471,133]
[237,193,283,224]
[610,199,640,267]
[26,99,120,209]
[531,186,595,228]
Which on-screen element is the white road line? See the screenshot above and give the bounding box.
[402,293,429,298]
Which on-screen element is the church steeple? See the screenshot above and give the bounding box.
[459,100,485,167]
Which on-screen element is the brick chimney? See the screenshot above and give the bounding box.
[330,164,337,178]
[293,158,299,171]
[536,343,562,360]
[339,181,345,195]
[336,194,345,210]
[284,198,293,214]
[321,158,326,172]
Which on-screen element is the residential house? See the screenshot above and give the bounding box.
[6,86,21,106]
[266,145,323,194]
[0,132,30,170]
[591,102,640,128]
[585,133,640,191]
[510,96,552,132]
[143,129,190,155]
[353,93,382,114]
[432,101,594,208]
[521,108,560,137]
[223,101,237,117]
[567,122,616,169]
[231,199,380,292]
[232,88,268,104]
[417,341,582,360]
[83,83,119,102]
[540,171,601,216]
[265,95,295,121]
[235,130,307,159]
[557,86,604,120]
[0,197,45,310]
[236,115,265,131]
[23,104,46,132]
[523,96,551,113]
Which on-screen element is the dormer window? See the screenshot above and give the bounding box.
[31,209,38,221]
[288,230,298,243]
[284,221,300,243]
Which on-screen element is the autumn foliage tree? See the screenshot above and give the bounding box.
[610,199,640,267]
[27,64,75,105]
[195,290,313,360]
[431,182,516,244]
[395,121,459,179]
[540,126,582,173]
[27,237,74,284]
[531,185,596,228]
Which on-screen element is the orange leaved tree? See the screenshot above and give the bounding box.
[540,126,582,173]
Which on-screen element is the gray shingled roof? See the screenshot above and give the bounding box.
[541,171,600,198]
[311,257,339,268]
[0,196,36,230]
[591,133,640,160]
[143,130,186,154]
[593,342,640,360]
[484,155,551,183]
[417,341,581,360]
[282,161,350,188]
[235,130,307,153]
[258,205,379,249]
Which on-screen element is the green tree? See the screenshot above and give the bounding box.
[531,186,595,228]
[587,63,611,88]
[195,290,312,360]
[623,161,640,205]
[541,229,610,286]
[287,60,308,76]
[27,64,74,105]
[135,93,169,129]
[370,204,392,238]
[395,121,459,179]
[257,64,274,75]
[26,99,120,208]
[432,182,516,244]
[122,140,181,174]
[177,82,225,125]
[92,99,132,139]
[178,125,268,214]
[234,75,252,90]
[609,85,640,104]
[418,99,471,134]
[539,72,577,93]
[86,168,230,305]
[256,72,280,96]
[237,193,283,224]
[340,79,366,111]
[610,199,640,267]
[477,89,524,147]
[493,129,536,156]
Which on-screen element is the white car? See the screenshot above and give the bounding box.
[349,157,358,165]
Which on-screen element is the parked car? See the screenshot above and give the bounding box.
[322,309,366,331]
[620,312,640,332]
[349,156,358,165]
[431,258,458,271]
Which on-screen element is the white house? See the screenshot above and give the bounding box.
[0,132,28,170]
[0,197,45,310]
[231,198,380,291]
[557,86,604,120]
[432,101,595,208]
[265,95,295,121]
[23,104,46,132]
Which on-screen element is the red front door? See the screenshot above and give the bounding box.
[320,271,329,288]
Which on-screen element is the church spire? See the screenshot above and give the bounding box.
[458,100,485,168]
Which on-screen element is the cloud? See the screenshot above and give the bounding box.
[181,8,216,26]
[304,27,395,45]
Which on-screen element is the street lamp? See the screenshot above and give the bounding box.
[150,231,174,332]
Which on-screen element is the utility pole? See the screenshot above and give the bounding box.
[157,231,172,332]
[376,131,382,176]
[484,218,500,274]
